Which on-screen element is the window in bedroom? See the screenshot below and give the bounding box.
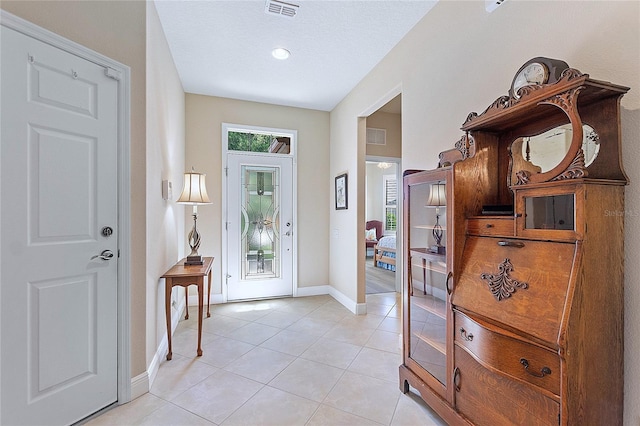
[383,174,397,233]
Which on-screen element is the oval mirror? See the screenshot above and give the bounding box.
[510,124,599,183]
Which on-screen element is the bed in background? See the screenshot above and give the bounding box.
[374,235,396,271]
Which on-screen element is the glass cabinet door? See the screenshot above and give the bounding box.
[404,173,450,390]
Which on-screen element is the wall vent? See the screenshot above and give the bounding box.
[265,0,299,19]
[485,0,507,13]
[366,128,387,145]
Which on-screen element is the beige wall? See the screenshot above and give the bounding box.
[366,110,401,158]
[1,0,148,377]
[330,1,640,423]
[185,95,331,293]
[145,2,186,369]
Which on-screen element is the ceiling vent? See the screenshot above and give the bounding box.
[485,0,507,13]
[265,0,299,19]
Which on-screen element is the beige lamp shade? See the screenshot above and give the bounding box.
[177,171,212,205]
[426,182,446,207]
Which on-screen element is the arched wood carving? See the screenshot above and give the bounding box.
[462,68,588,128]
[551,149,588,181]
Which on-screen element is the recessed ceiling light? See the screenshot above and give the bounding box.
[272,47,290,60]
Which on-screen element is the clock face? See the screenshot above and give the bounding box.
[512,62,549,98]
[523,63,547,84]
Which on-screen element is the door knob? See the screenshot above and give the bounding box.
[91,250,114,261]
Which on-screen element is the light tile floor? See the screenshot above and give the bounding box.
[86,293,446,426]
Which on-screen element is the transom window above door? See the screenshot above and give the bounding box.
[228,130,291,154]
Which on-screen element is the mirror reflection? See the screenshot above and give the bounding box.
[511,124,599,181]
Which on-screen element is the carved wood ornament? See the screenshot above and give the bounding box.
[480,258,529,301]
[551,148,587,181]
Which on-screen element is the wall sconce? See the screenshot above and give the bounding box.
[426,182,446,254]
[177,168,212,265]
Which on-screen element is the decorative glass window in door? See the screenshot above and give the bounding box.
[241,165,281,279]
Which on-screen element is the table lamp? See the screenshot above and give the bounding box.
[177,168,212,265]
[426,182,446,254]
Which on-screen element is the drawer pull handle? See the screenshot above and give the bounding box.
[498,241,525,248]
[520,358,551,378]
[459,327,473,341]
[453,367,461,392]
[485,224,494,228]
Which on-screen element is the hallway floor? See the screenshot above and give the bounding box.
[86,293,445,425]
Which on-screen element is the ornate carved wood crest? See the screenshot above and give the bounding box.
[551,148,588,181]
[515,170,531,185]
[455,134,473,160]
[480,258,529,301]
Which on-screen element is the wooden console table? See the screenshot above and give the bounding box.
[162,257,213,360]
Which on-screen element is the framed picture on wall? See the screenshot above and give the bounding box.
[335,173,348,210]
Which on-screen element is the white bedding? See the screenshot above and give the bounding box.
[377,235,396,249]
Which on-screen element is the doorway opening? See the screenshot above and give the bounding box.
[222,124,297,302]
[363,94,402,299]
[365,160,399,294]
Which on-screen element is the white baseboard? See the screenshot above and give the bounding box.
[295,285,365,314]
[130,372,149,400]
[146,297,186,392]
[187,293,225,306]
[296,285,330,297]
[328,286,367,315]
[184,285,364,315]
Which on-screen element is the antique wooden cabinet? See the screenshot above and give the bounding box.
[400,58,629,425]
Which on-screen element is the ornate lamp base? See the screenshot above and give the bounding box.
[184,211,204,265]
[184,255,203,266]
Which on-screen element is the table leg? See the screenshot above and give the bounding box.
[408,256,413,296]
[422,258,427,295]
[206,269,212,317]
[184,288,189,320]
[197,278,204,356]
[165,278,173,361]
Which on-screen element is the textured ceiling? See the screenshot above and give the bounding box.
[154,0,437,111]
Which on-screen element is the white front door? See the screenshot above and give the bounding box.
[1,26,119,425]
[226,153,294,300]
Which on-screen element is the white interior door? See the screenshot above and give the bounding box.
[226,153,294,300]
[1,26,119,425]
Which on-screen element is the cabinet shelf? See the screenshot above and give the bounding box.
[412,330,446,355]
[412,225,448,231]
[410,260,446,275]
[411,294,446,319]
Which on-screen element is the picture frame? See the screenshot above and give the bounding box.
[335,173,348,210]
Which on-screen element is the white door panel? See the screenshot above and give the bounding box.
[227,154,294,300]
[1,26,118,425]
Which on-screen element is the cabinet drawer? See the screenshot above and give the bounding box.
[455,311,559,396]
[452,236,576,344]
[467,217,514,237]
[454,346,560,426]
